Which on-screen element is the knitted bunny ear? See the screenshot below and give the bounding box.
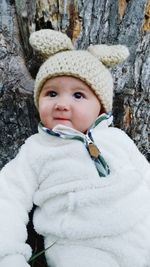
[29,29,74,58]
[87,44,129,66]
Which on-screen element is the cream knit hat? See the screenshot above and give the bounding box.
[29,29,129,112]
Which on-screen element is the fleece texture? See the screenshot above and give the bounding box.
[0,118,150,267]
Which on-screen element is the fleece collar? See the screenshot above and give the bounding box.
[38,113,112,177]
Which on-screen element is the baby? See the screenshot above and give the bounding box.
[0,29,150,267]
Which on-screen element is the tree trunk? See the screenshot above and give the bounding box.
[0,0,150,266]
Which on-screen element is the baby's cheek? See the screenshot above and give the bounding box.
[78,118,92,133]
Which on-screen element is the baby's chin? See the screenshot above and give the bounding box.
[52,119,73,129]
[46,120,89,133]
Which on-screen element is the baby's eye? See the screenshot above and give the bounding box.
[73,92,85,99]
[47,91,57,97]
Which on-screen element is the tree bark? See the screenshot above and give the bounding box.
[0,0,38,170]
[0,0,150,266]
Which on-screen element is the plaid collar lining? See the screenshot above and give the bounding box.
[38,113,112,177]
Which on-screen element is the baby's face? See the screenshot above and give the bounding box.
[38,76,101,133]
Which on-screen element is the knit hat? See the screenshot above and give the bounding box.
[29,29,129,112]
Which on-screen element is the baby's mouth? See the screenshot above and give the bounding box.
[54,117,70,121]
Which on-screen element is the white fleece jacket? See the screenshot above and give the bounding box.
[0,118,150,267]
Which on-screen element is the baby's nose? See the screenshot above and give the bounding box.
[55,103,69,111]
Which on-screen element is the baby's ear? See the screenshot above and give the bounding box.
[29,29,74,59]
[87,44,129,67]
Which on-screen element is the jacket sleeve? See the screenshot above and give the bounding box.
[122,131,150,182]
[0,139,38,266]
[0,254,30,267]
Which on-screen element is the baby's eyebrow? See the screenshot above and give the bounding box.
[42,85,57,91]
[71,87,86,91]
